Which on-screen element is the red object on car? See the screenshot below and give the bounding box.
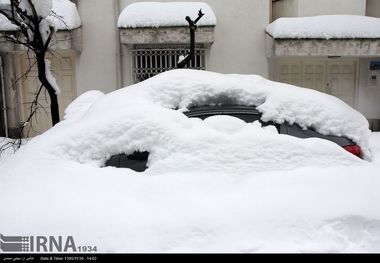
[343,145,362,158]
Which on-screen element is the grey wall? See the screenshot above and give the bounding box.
[273,0,366,20]
[272,0,299,20]
[366,0,380,17]
[298,0,366,16]
[75,0,121,95]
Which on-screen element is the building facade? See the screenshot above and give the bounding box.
[0,0,379,136]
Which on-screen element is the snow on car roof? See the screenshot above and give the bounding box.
[0,0,81,31]
[117,2,217,28]
[266,15,380,39]
[81,69,370,159]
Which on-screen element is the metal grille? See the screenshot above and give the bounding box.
[131,44,207,83]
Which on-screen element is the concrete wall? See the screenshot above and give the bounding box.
[366,0,380,18]
[273,0,366,20]
[358,58,380,119]
[119,0,270,86]
[298,0,366,16]
[272,0,298,20]
[75,0,121,95]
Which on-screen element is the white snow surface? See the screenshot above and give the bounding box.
[0,134,379,252]
[47,0,81,30]
[266,15,380,39]
[117,2,217,28]
[63,90,105,121]
[0,0,81,31]
[0,70,378,252]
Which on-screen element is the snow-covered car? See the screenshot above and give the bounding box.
[12,69,370,173]
[85,69,369,172]
[1,69,379,253]
[105,104,363,172]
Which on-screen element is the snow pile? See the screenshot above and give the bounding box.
[48,0,81,30]
[81,69,370,160]
[0,0,81,31]
[117,2,217,28]
[0,133,379,252]
[266,15,380,39]
[0,70,378,252]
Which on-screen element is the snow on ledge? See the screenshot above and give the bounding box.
[0,0,81,31]
[266,15,380,39]
[117,2,217,28]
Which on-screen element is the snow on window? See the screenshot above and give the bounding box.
[117,2,217,28]
[0,0,81,31]
[266,15,380,39]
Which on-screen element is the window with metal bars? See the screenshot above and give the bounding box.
[131,44,207,83]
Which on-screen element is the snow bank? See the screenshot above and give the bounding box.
[0,0,81,31]
[0,134,379,252]
[266,15,380,39]
[117,2,217,28]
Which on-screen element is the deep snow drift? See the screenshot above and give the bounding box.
[0,69,377,252]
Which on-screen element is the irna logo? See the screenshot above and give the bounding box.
[0,234,77,252]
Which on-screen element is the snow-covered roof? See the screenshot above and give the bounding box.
[117,2,217,28]
[266,15,380,39]
[0,0,81,31]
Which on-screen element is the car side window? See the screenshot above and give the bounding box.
[105,151,149,172]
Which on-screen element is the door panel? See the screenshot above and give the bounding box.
[277,59,357,108]
[302,61,326,92]
[278,61,302,86]
[19,52,76,136]
[327,61,357,108]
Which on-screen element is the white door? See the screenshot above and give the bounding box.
[302,61,326,93]
[327,61,357,108]
[277,59,357,108]
[19,52,76,136]
[278,60,302,87]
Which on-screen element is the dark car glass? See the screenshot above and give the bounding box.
[105,151,149,172]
